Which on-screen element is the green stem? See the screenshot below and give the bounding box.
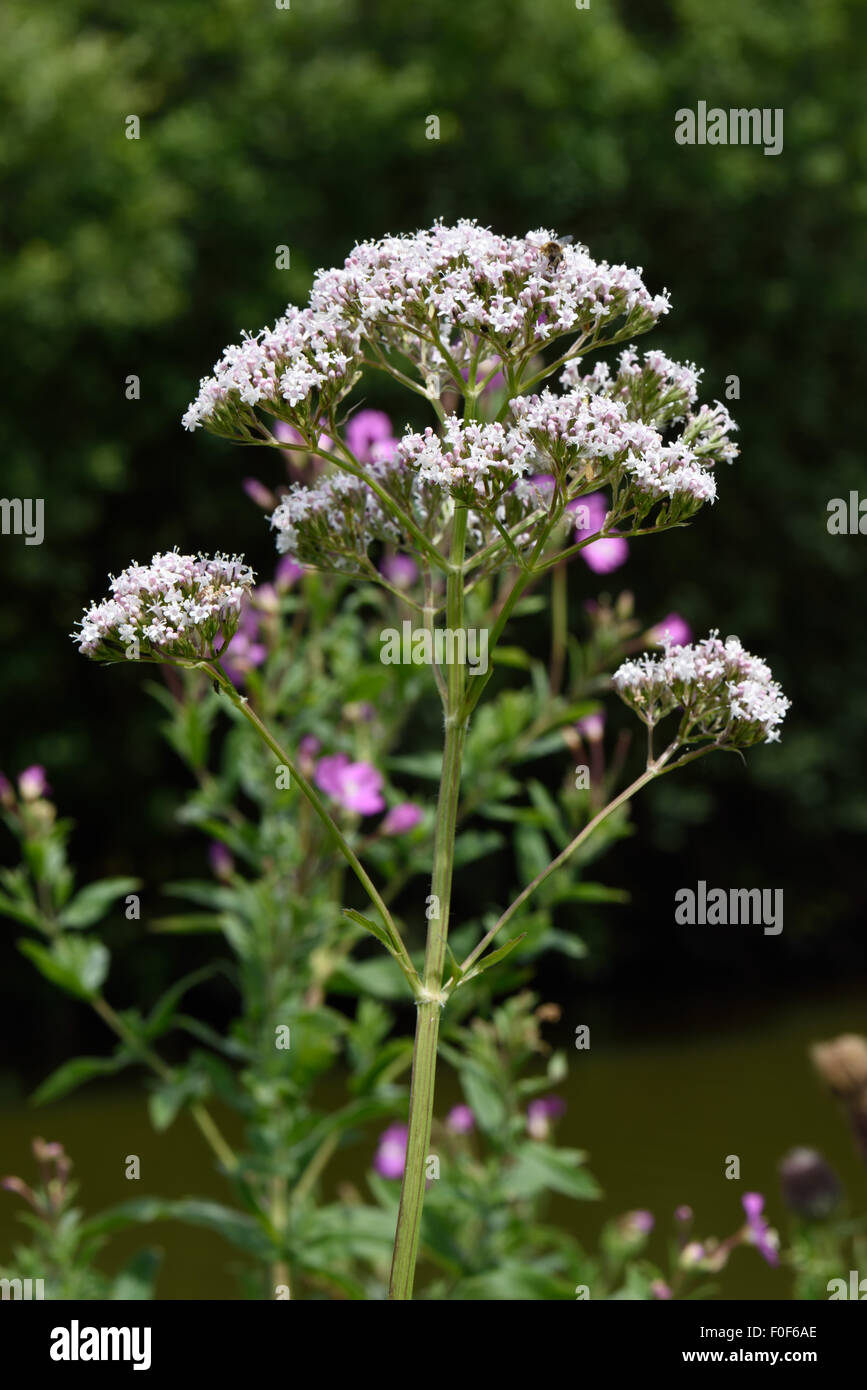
[91,994,240,1173]
[458,743,679,978]
[389,506,469,1301]
[211,665,416,985]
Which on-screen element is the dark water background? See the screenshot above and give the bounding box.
[3,976,865,1301]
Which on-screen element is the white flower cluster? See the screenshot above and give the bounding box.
[563,346,702,410]
[311,222,669,362]
[183,223,670,437]
[270,470,401,570]
[395,417,536,502]
[72,551,254,661]
[613,632,790,746]
[511,378,729,509]
[182,306,362,434]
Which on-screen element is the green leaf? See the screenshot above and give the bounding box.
[31,1052,134,1105]
[444,942,464,987]
[551,881,629,905]
[491,645,533,669]
[58,877,141,929]
[455,1262,576,1300]
[385,752,443,780]
[461,934,526,984]
[331,954,407,999]
[148,1070,208,1132]
[82,1198,273,1258]
[452,829,504,868]
[144,964,224,1040]
[505,1142,602,1202]
[343,907,395,955]
[110,1248,162,1300]
[457,1063,508,1134]
[18,937,109,999]
[0,892,44,931]
[149,913,225,933]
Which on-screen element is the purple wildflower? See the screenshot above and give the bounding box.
[742,1192,779,1267]
[18,766,50,801]
[651,612,692,647]
[346,409,394,463]
[374,1123,408,1179]
[380,554,419,590]
[314,754,385,815]
[380,803,423,836]
[446,1105,475,1135]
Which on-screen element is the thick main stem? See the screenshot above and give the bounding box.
[389,506,468,1300]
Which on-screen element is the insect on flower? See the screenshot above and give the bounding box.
[539,234,574,271]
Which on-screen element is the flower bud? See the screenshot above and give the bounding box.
[810,1034,867,1098]
[779,1147,842,1219]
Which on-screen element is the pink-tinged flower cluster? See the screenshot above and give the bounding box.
[184,224,669,439]
[396,416,536,502]
[268,467,403,568]
[613,631,790,746]
[310,222,669,377]
[182,305,362,436]
[72,551,255,662]
[512,371,733,514]
[314,754,385,815]
[562,345,703,421]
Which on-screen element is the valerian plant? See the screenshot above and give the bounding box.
[62,222,788,1300]
[1,575,661,1298]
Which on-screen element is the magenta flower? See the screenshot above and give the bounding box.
[242,477,276,510]
[374,1123,408,1179]
[446,1104,475,1135]
[460,354,505,394]
[651,612,692,647]
[18,766,49,801]
[274,421,304,449]
[571,492,628,574]
[624,1209,654,1236]
[583,535,629,574]
[527,1095,566,1139]
[576,712,605,742]
[208,842,234,881]
[274,421,334,455]
[380,802,423,836]
[253,583,279,615]
[651,1280,672,1300]
[221,605,266,685]
[346,409,394,463]
[742,1192,779,1267]
[275,555,304,591]
[314,754,385,815]
[380,554,419,590]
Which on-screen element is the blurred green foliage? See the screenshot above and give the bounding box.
[2,0,866,1020]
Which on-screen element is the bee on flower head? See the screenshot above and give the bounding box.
[539,235,573,271]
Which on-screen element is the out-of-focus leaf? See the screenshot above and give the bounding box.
[18,937,109,999]
[504,1142,602,1202]
[57,877,141,929]
[30,1052,134,1105]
